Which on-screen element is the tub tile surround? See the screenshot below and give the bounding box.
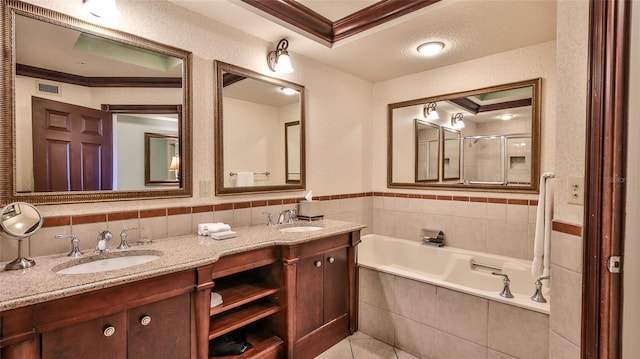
[358,267,550,359]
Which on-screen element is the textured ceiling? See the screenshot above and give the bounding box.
[169,0,557,82]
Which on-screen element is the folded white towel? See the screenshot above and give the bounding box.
[211,292,223,308]
[236,172,254,187]
[197,222,231,236]
[532,173,554,279]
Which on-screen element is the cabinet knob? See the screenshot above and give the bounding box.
[103,325,116,337]
[314,260,322,267]
[140,315,152,326]
[328,257,335,264]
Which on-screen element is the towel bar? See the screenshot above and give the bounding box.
[229,171,271,176]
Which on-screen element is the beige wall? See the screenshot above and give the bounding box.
[549,1,589,358]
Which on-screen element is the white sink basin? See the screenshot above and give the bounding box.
[278,226,323,233]
[54,251,162,275]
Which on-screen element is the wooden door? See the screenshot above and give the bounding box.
[127,293,190,359]
[41,312,126,359]
[322,249,349,324]
[295,254,324,340]
[31,97,113,191]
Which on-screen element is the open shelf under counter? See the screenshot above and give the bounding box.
[209,300,281,340]
[210,280,280,316]
[208,329,284,359]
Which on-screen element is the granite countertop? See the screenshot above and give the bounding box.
[0,219,365,312]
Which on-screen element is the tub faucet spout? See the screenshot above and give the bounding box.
[421,229,445,247]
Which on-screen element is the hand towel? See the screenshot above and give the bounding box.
[198,222,231,235]
[236,172,254,187]
[532,173,554,278]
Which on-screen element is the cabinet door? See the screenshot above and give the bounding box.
[323,248,349,323]
[295,254,324,339]
[127,293,191,359]
[41,312,126,359]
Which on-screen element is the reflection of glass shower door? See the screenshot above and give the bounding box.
[417,140,438,181]
[461,136,505,184]
[506,135,531,184]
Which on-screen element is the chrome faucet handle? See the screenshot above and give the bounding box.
[492,272,514,298]
[531,276,550,303]
[55,234,83,257]
[118,226,139,250]
[96,230,113,254]
[262,212,274,227]
[287,208,297,224]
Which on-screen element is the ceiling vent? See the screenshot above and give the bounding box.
[37,82,60,95]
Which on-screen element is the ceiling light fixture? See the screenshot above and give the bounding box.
[499,114,515,121]
[417,41,445,57]
[83,0,120,19]
[451,113,465,129]
[281,87,297,95]
[267,39,294,73]
[423,102,439,121]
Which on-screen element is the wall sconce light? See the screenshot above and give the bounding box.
[423,102,439,121]
[451,113,465,129]
[83,0,120,19]
[169,155,180,180]
[267,39,294,73]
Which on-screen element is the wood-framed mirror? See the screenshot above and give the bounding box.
[144,132,179,186]
[388,78,541,193]
[214,60,305,195]
[0,0,192,205]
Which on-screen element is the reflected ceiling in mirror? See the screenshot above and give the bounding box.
[1,1,192,204]
[388,78,541,193]
[214,61,305,195]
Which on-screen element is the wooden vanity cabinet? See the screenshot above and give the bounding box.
[282,231,360,359]
[1,270,195,359]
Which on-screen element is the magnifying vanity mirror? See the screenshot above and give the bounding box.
[214,60,305,195]
[1,202,43,270]
[389,78,541,193]
[0,1,192,204]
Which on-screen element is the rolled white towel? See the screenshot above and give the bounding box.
[207,222,231,233]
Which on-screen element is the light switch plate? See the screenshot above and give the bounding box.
[567,176,584,205]
[199,180,212,197]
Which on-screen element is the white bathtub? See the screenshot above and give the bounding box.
[358,234,550,314]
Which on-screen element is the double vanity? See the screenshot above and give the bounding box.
[0,220,364,359]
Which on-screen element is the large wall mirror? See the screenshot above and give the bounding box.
[0,1,192,204]
[214,61,305,195]
[388,78,541,193]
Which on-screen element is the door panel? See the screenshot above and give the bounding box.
[41,312,126,359]
[295,254,324,339]
[32,97,113,191]
[323,249,348,323]
[127,293,190,359]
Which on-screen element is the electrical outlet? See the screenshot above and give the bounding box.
[567,176,584,205]
[199,180,211,197]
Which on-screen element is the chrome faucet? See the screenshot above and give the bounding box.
[531,276,550,303]
[55,234,83,257]
[96,230,113,254]
[421,229,445,247]
[492,272,514,298]
[277,208,297,224]
[117,226,139,250]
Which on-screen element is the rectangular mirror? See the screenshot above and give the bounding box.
[214,61,305,195]
[388,78,541,193]
[1,1,192,204]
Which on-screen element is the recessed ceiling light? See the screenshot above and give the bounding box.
[499,114,515,121]
[281,87,297,95]
[417,41,445,57]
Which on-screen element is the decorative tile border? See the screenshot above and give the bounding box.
[552,220,583,237]
[41,191,540,228]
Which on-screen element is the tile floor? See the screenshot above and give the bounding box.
[315,332,419,359]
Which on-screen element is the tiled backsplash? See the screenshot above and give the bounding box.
[0,192,581,262]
